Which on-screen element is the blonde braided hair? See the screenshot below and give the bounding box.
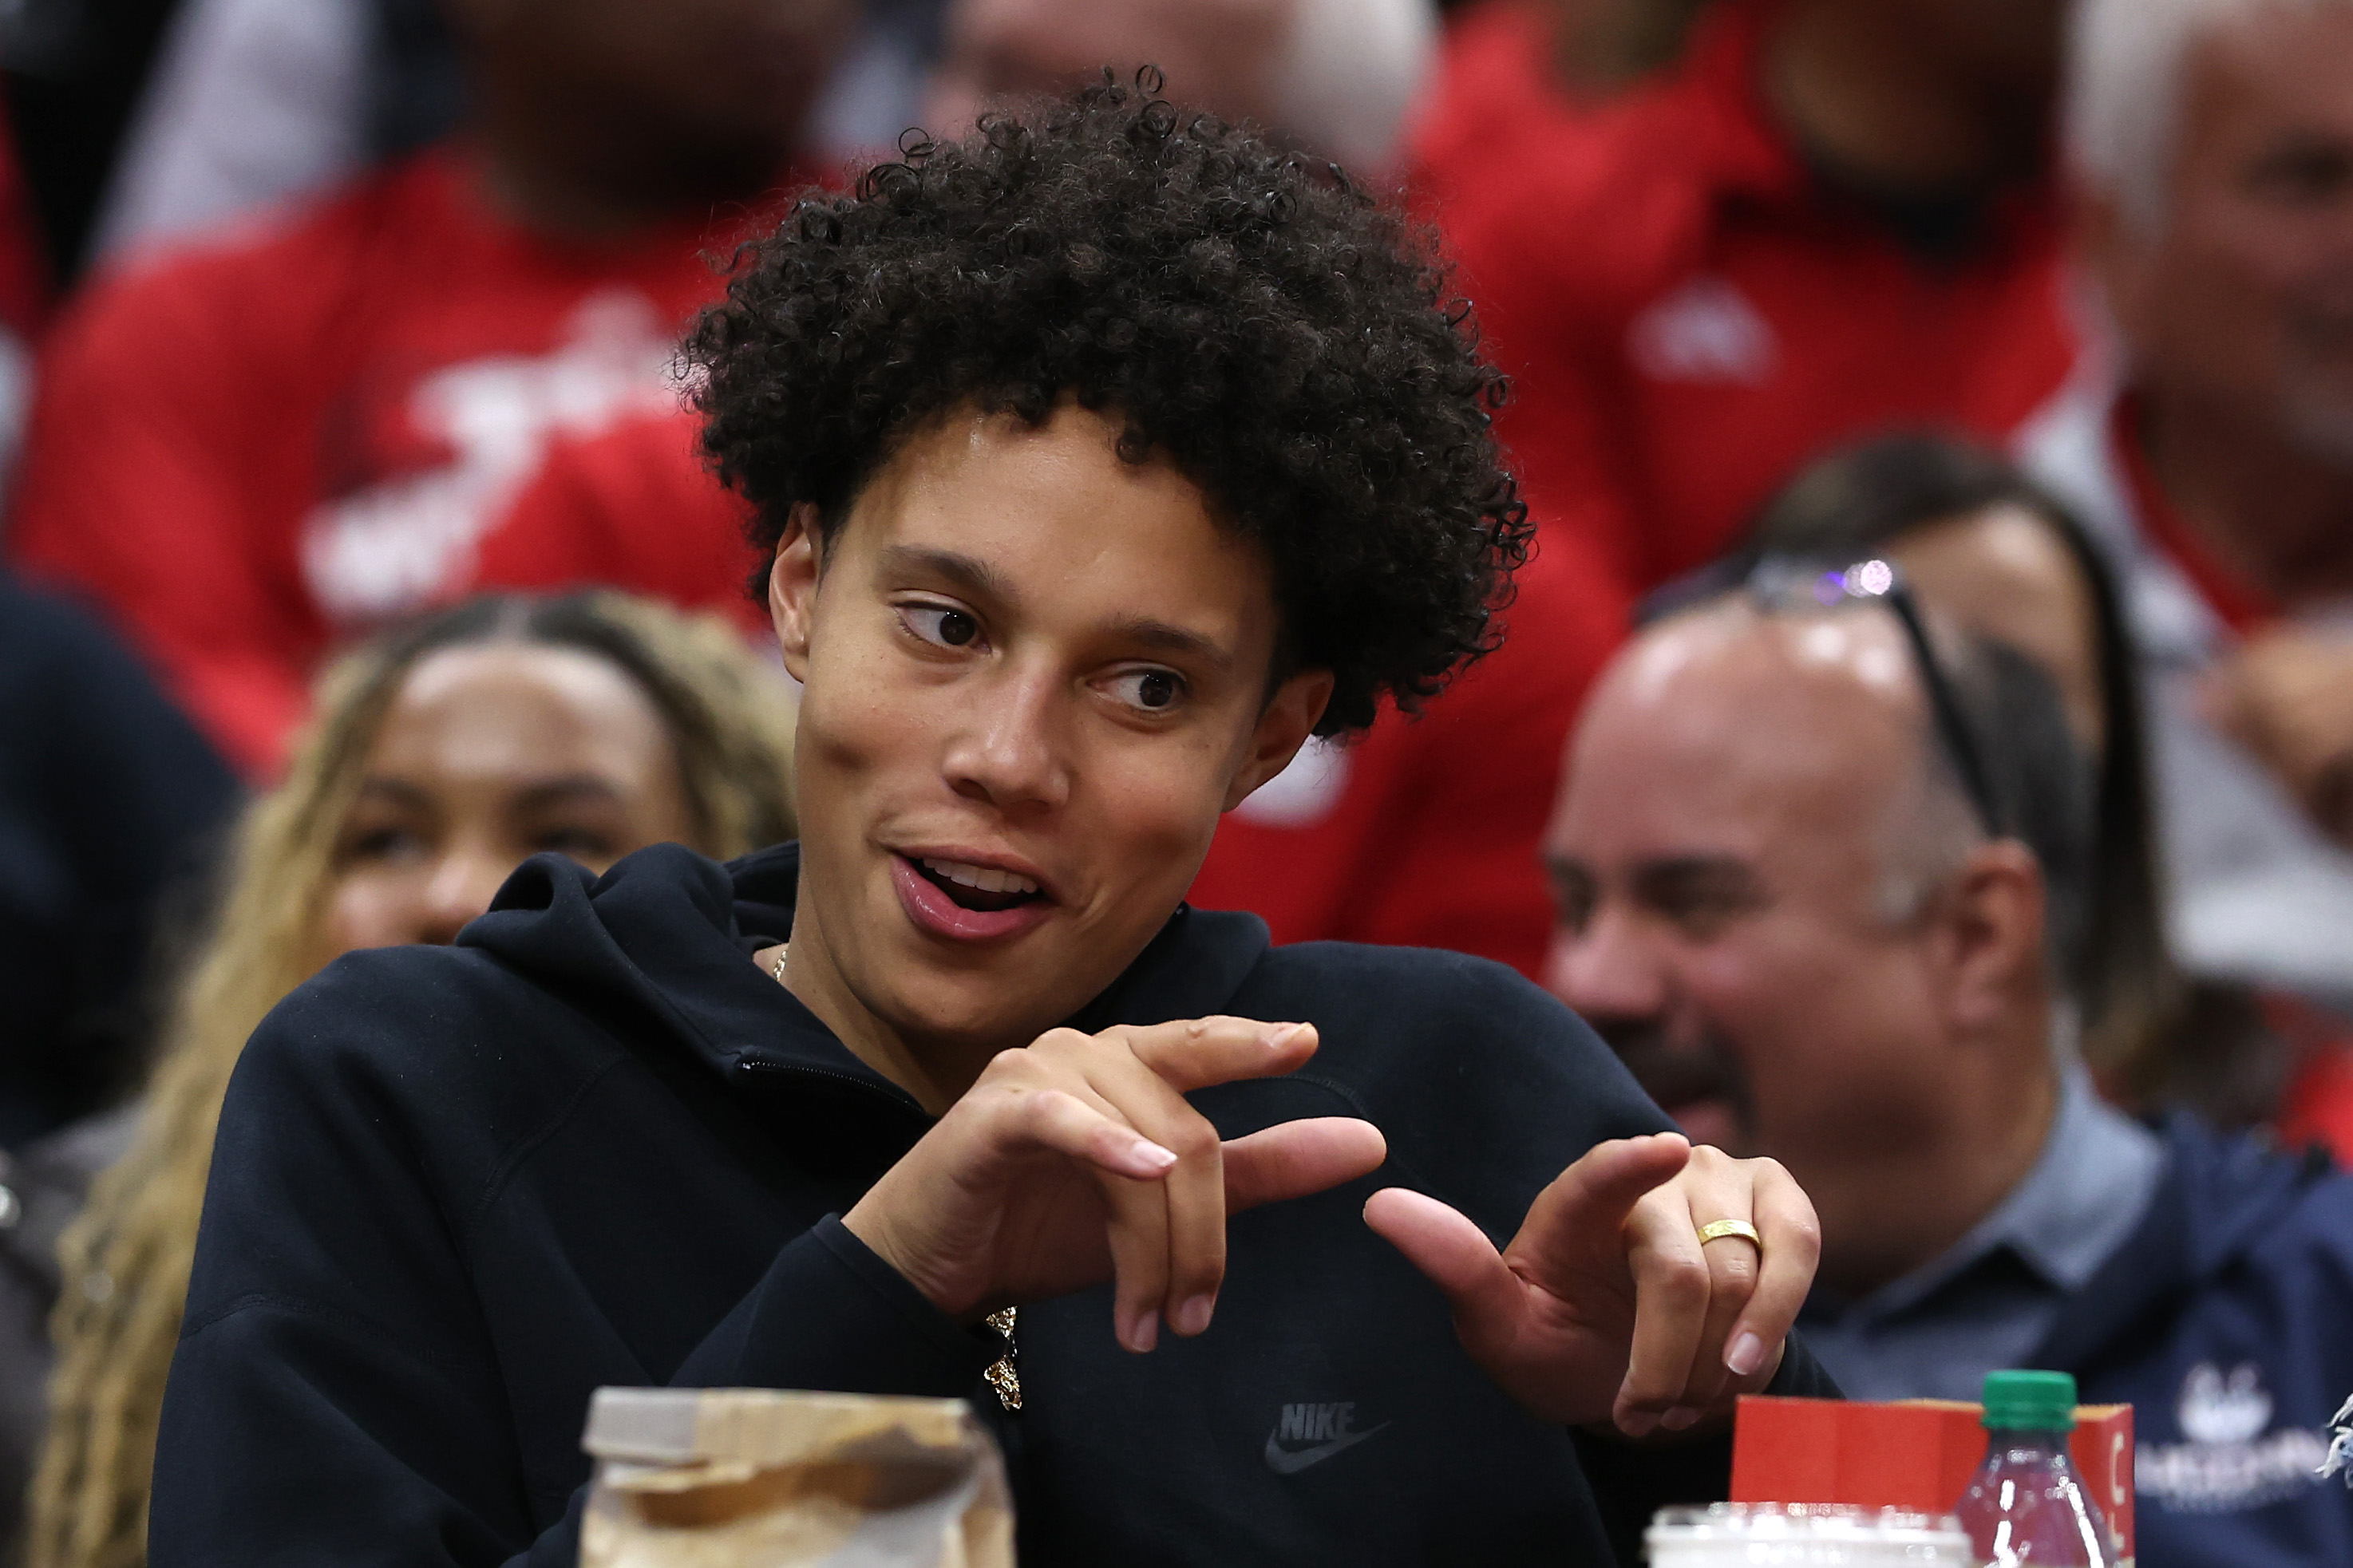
[28,591,797,1568]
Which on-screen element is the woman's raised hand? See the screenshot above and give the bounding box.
[843,1017,1388,1350]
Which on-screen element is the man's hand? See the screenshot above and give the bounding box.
[1364,1134,1819,1437]
[844,1017,1386,1352]
[2204,627,2353,849]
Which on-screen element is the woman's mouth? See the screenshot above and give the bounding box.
[890,852,1055,942]
[914,855,1042,911]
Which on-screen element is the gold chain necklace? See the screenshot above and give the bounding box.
[765,942,1022,1413]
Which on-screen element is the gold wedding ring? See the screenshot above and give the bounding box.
[1696,1218,1762,1250]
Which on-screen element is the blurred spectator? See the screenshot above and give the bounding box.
[923,0,1438,175]
[4,0,853,777]
[1545,594,2353,1560]
[92,0,945,263]
[0,572,238,1554]
[1445,0,2078,607]
[22,590,797,1568]
[0,575,239,1149]
[89,0,452,263]
[2024,0,2353,1013]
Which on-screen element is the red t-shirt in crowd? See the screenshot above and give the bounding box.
[1438,0,2078,597]
[1408,0,1592,215]
[5,146,768,776]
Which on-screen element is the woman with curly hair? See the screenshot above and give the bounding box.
[150,79,1832,1568]
[31,592,796,1568]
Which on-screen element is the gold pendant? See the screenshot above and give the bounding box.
[982,1306,1021,1412]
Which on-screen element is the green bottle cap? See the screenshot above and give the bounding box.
[1981,1369,2078,1431]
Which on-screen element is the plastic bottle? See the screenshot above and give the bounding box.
[1954,1369,2112,1566]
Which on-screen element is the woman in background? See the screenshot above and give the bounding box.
[1734,432,2178,1097]
[28,591,797,1568]
[1736,433,2353,1152]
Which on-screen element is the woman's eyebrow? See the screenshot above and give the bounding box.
[880,543,1232,669]
[512,776,628,812]
[1101,614,1233,673]
[880,543,1014,606]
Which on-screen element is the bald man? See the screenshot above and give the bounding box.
[1543,595,2353,1565]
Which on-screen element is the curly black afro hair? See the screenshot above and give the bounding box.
[686,72,1530,737]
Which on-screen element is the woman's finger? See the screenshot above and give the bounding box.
[1091,1165,1176,1353]
[1224,1118,1388,1211]
[1113,1016,1320,1093]
[1006,1073,1180,1354]
[1362,1187,1525,1357]
[1720,1157,1820,1390]
[1078,1041,1231,1338]
[1001,1081,1178,1182]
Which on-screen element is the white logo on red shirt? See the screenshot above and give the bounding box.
[1626,274,1778,385]
[300,288,683,625]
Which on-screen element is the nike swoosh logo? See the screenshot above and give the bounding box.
[1263,1422,1390,1475]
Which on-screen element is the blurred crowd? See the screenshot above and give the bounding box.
[3,0,2353,1563]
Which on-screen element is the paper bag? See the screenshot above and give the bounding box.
[578,1388,1014,1568]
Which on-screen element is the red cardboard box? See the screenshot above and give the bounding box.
[1731,1396,2135,1562]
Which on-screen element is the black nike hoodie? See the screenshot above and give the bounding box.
[152,842,1834,1567]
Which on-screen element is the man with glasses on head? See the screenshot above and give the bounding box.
[1543,563,2353,1566]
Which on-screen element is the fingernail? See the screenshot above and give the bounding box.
[1726,1331,1766,1377]
[1131,1139,1178,1172]
[1660,1405,1702,1432]
[1174,1292,1216,1336]
[1265,1022,1304,1049]
[1126,1309,1159,1353]
[1620,1409,1661,1439]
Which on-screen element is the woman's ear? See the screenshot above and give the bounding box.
[1224,669,1338,812]
[768,504,824,682]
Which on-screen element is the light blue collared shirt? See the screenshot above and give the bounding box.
[1797,1066,2165,1403]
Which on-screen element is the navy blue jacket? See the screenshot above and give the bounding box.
[2031,1119,2353,1568]
[0,575,237,1143]
[151,842,1834,1567]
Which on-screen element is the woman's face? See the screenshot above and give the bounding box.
[1889,503,2108,756]
[322,642,697,957]
[771,403,1330,1068]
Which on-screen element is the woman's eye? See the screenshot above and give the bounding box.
[901,604,982,650]
[1110,668,1185,712]
[342,826,426,864]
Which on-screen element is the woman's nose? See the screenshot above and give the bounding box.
[415,847,513,945]
[943,668,1074,813]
